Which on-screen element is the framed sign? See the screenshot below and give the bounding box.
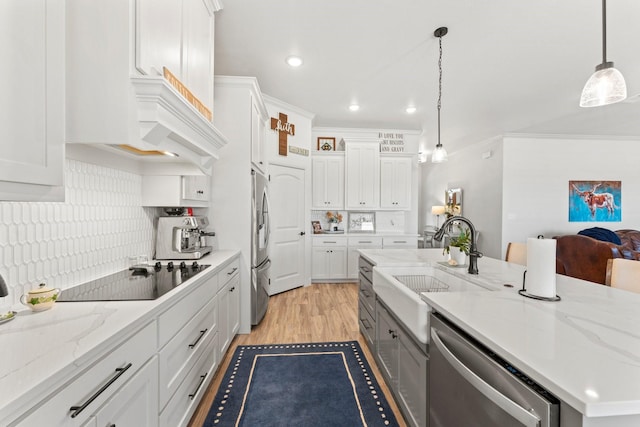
[348,212,375,233]
[317,137,336,151]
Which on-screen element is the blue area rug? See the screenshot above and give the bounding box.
[204,341,400,427]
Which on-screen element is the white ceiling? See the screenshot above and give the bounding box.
[213,0,640,155]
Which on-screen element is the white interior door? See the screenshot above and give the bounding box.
[269,164,306,295]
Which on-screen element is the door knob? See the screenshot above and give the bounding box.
[299,231,306,236]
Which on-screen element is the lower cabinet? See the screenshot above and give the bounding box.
[10,254,241,427]
[311,245,348,281]
[91,356,159,427]
[376,300,428,427]
[348,236,383,280]
[218,272,240,362]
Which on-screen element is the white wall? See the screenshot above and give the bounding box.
[420,138,504,258]
[502,136,640,254]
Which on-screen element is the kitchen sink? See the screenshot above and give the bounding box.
[372,265,494,344]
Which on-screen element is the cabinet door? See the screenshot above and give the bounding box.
[311,247,331,280]
[345,143,379,209]
[218,274,240,361]
[0,0,64,198]
[380,157,412,209]
[135,0,182,76]
[182,175,210,202]
[182,0,214,112]
[329,246,348,278]
[325,156,345,208]
[94,357,159,427]
[398,334,428,427]
[376,304,398,387]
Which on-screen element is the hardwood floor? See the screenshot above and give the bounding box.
[188,282,407,427]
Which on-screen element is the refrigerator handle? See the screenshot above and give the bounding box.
[262,189,271,248]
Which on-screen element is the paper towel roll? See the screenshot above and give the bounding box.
[525,237,557,298]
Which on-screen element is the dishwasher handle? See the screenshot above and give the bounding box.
[431,327,541,427]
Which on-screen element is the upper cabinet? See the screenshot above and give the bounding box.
[66,0,226,174]
[0,0,65,201]
[380,156,412,210]
[251,93,267,173]
[312,154,345,209]
[345,141,380,209]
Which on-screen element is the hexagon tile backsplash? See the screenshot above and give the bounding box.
[0,159,160,311]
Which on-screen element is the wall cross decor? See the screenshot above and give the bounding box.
[270,112,295,156]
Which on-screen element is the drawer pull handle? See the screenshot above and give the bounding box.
[227,267,238,275]
[189,373,208,400]
[69,363,132,418]
[359,241,372,244]
[360,267,370,273]
[361,318,372,329]
[323,241,337,244]
[189,329,208,349]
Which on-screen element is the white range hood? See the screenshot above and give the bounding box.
[66,75,227,175]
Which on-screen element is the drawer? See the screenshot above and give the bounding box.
[158,297,217,409]
[16,321,157,426]
[219,258,240,291]
[358,300,375,350]
[160,332,218,427]
[348,236,383,247]
[313,236,347,247]
[359,275,375,315]
[158,274,217,348]
[382,236,419,248]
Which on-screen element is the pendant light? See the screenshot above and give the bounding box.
[432,27,448,163]
[580,0,627,107]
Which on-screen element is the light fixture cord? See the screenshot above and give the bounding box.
[601,0,607,63]
[437,34,443,146]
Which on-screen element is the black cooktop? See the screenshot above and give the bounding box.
[57,262,210,302]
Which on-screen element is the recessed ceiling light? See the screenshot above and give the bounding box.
[349,104,360,112]
[406,106,417,114]
[286,56,303,67]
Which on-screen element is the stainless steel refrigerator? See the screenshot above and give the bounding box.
[251,169,270,325]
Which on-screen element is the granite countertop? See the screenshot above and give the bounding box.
[359,248,640,420]
[0,250,239,422]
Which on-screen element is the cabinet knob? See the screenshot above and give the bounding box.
[299,231,306,236]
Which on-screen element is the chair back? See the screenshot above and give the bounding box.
[505,242,527,266]
[605,258,640,293]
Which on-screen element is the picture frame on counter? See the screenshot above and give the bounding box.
[317,137,336,151]
[311,220,323,234]
[348,212,375,233]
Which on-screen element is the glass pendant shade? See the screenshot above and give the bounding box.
[580,64,627,107]
[431,144,448,163]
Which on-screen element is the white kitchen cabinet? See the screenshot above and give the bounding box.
[65,0,226,174]
[347,236,383,280]
[0,0,64,201]
[376,301,427,427]
[251,93,267,172]
[218,267,240,362]
[93,356,159,427]
[135,0,215,113]
[380,156,412,210]
[345,141,380,209]
[15,321,157,426]
[312,154,345,209]
[311,237,348,281]
[141,175,210,207]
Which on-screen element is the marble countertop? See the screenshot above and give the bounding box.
[0,250,239,422]
[359,248,640,420]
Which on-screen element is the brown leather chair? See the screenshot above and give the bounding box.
[554,235,621,285]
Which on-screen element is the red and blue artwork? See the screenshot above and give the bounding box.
[569,180,621,222]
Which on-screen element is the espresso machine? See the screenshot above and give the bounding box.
[155,216,213,260]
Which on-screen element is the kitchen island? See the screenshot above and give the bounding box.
[359,248,640,427]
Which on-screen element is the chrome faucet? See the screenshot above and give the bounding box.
[433,215,483,274]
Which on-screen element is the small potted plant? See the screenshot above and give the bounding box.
[326,211,343,231]
[444,228,471,265]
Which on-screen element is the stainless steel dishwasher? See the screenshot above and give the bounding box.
[429,313,559,427]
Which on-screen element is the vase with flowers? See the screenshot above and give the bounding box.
[326,211,343,231]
